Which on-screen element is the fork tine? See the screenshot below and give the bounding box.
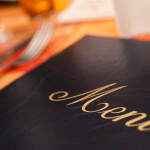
[21,22,48,56]
[0,22,47,65]
[0,21,53,70]
[29,24,53,59]
[14,22,53,65]
[27,22,53,58]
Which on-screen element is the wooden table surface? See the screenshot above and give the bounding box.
[0,4,120,89]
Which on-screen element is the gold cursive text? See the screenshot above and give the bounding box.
[49,83,150,132]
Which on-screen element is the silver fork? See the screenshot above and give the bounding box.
[0,21,53,70]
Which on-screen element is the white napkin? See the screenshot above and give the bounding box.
[57,0,115,23]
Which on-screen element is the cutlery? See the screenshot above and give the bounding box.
[0,21,53,71]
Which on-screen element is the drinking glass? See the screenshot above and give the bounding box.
[112,0,150,38]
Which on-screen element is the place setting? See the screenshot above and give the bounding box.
[0,0,77,88]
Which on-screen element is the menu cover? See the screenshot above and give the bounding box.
[0,36,150,150]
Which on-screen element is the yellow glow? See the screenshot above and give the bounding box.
[52,0,72,12]
[18,0,52,15]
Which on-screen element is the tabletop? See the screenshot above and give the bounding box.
[0,3,149,90]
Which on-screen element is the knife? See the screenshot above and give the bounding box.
[0,38,31,63]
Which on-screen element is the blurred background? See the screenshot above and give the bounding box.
[0,0,150,89]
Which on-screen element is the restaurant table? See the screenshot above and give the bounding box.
[0,4,149,90]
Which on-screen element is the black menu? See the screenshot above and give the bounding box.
[0,36,150,150]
